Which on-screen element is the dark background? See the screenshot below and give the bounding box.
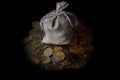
[5,0,114,79]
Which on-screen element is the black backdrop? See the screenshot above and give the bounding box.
[7,0,108,79]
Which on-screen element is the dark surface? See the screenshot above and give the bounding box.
[6,0,111,79]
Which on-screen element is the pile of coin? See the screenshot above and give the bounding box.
[42,48,53,64]
[23,21,94,70]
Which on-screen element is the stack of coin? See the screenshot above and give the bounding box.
[42,48,53,64]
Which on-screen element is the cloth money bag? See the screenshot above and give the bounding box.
[40,1,78,45]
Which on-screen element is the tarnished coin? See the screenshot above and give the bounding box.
[43,56,51,64]
[30,40,43,48]
[29,28,36,35]
[37,54,46,62]
[43,48,53,56]
[54,46,62,52]
[51,53,59,63]
[41,45,50,50]
[55,52,65,61]
[84,46,93,55]
[34,40,43,47]
[69,45,78,53]
[61,60,71,66]
[69,48,78,53]
[24,36,32,43]
[25,43,36,52]
[45,64,57,70]
[32,21,40,27]
[31,57,40,64]
[69,45,85,54]
[77,47,85,54]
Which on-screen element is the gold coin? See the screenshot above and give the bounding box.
[55,52,65,61]
[42,56,51,64]
[54,46,62,53]
[43,48,53,56]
